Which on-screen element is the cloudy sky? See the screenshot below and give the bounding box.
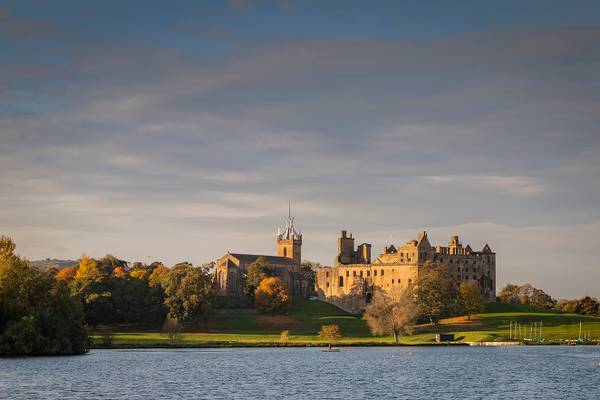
[2,0,600,298]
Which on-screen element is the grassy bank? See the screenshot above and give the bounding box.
[91,301,600,348]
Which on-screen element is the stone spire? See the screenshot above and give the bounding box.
[280,200,301,240]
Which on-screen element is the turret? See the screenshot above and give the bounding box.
[277,202,302,264]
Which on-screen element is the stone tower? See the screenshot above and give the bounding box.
[276,202,302,265]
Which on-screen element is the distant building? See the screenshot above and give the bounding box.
[214,205,310,298]
[316,230,496,313]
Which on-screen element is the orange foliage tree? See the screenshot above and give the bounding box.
[55,267,76,281]
[254,277,289,312]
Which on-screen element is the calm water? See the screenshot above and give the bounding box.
[1,346,599,399]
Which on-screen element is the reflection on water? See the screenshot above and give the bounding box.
[1,346,599,399]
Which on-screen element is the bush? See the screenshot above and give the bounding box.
[280,330,290,342]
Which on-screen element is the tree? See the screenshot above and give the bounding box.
[458,281,484,320]
[576,296,600,316]
[0,236,16,261]
[413,263,458,326]
[243,257,275,297]
[254,277,290,312]
[0,237,88,355]
[554,299,577,313]
[75,255,101,282]
[364,287,418,343]
[499,283,555,309]
[55,267,76,281]
[148,264,169,287]
[162,263,215,323]
[318,324,342,349]
[529,287,555,308]
[499,284,520,304]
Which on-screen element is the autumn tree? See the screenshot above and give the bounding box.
[413,263,458,326]
[55,267,76,282]
[243,257,275,297]
[458,281,484,320]
[364,287,418,343]
[254,277,290,312]
[318,324,342,349]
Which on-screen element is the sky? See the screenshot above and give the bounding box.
[1,0,600,298]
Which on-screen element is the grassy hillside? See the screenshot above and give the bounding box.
[92,300,600,347]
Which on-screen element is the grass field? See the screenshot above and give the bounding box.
[91,301,600,347]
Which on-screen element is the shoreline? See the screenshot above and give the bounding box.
[90,341,600,350]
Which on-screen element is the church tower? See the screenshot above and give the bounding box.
[277,202,302,265]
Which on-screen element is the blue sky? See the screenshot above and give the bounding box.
[2,1,600,298]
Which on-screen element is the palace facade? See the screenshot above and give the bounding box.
[316,230,496,313]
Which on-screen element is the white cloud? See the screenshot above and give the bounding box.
[426,175,545,195]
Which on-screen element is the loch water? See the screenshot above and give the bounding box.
[1,346,599,399]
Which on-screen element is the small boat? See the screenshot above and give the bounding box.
[321,344,340,352]
[321,348,340,352]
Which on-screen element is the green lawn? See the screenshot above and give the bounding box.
[91,301,600,347]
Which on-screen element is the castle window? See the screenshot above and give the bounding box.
[374,270,377,276]
[353,271,357,277]
[381,269,384,276]
[339,276,344,287]
[326,272,329,278]
[360,271,363,277]
[346,271,349,277]
[326,282,329,288]
[398,279,401,284]
[392,279,395,284]
[366,270,370,277]
[283,248,287,257]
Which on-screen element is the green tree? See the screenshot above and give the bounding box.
[529,287,555,308]
[364,288,418,343]
[413,263,458,326]
[0,236,88,355]
[458,281,484,320]
[242,257,274,297]
[162,263,215,323]
[499,284,520,304]
[576,296,599,316]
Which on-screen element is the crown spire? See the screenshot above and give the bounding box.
[279,201,301,240]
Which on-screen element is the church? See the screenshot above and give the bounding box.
[214,205,310,298]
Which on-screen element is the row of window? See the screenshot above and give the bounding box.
[343,269,386,278]
[336,276,413,288]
